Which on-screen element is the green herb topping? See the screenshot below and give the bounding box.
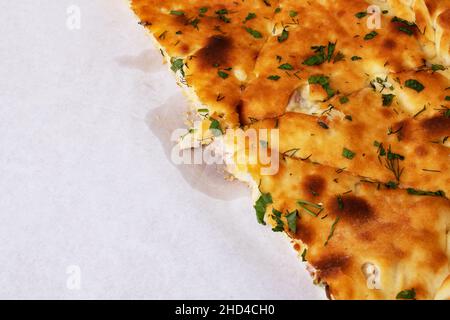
[342,148,356,159]
[245,27,263,38]
[405,79,425,92]
[396,289,416,300]
[254,193,273,225]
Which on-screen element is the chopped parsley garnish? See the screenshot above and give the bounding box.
[374,140,386,156]
[244,12,256,22]
[351,56,362,61]
[308,75,335,99]
[396,289,416,300]
[216,9,231,23]
[406,188,445,197]
[445,96,450,101]
[327,42,336,62]
[339,96,349,104]
[274,7,281,14]
[254,193,273,225]
[278,28,289,42]
[267,75,280,81]
[279,63,294,70]
[297,200,323,217]
[286,210,298,233]
[392,16,416,26]
[382,94,395,106]
[392,17,415,25]
[245,27,263,38]
[431,64,445,72]
[189,18,200,29]
[303,42,336,66]
[170,10,185,16]
[218,70,229,79]
[301,249,307,262]
[398,26,413,36]
[342,148,356,159]
[385,181,399,189]
[303,53,325,66]
[391,17,417,36]
[333,51,345,63]
[355,11,367,19]
[289,10,298,17]
[324,216,340,246]
[303,45,326,66]
[209,118,223,136]
[199,7,208,14]
[170,58,185,76]
[405,79,425,92]
[364,31,378,40]
[271,209,284,232]
[387,148,405,161]
[378,145,405,182]
[444,108,450,118]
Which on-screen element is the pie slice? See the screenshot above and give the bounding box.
[130,0,450,300]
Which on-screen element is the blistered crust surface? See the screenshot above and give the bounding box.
[245,157,450,300]
[131,0,450,300]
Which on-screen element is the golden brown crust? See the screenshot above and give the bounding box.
[131,0,450,300]
[247,87,450,194]
[131,0,280,127]
[246,157,450,300]
[239,0,439,123]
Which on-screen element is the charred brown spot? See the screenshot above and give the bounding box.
[172,14,189,25]
[438,10,450,29]
[294,222,315,244]
[381,108,393,119]
[330,195,374,224]
[358,231,375,242]
[325,284,332,300]
[421,115,450,138]
[196,36,231,69]
[302,175,326,197]
[336,10,346,18]
[414,145,428,157]
[179,44,190,54]
[236,100,246,125]
[313,254,351,278]
[382,38,397,50]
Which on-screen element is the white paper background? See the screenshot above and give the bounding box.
[0,0,325,299]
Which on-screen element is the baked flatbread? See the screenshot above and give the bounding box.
[130,0,450,300]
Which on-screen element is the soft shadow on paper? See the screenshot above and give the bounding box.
[116,50,163,73]
[146,94,250,201]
